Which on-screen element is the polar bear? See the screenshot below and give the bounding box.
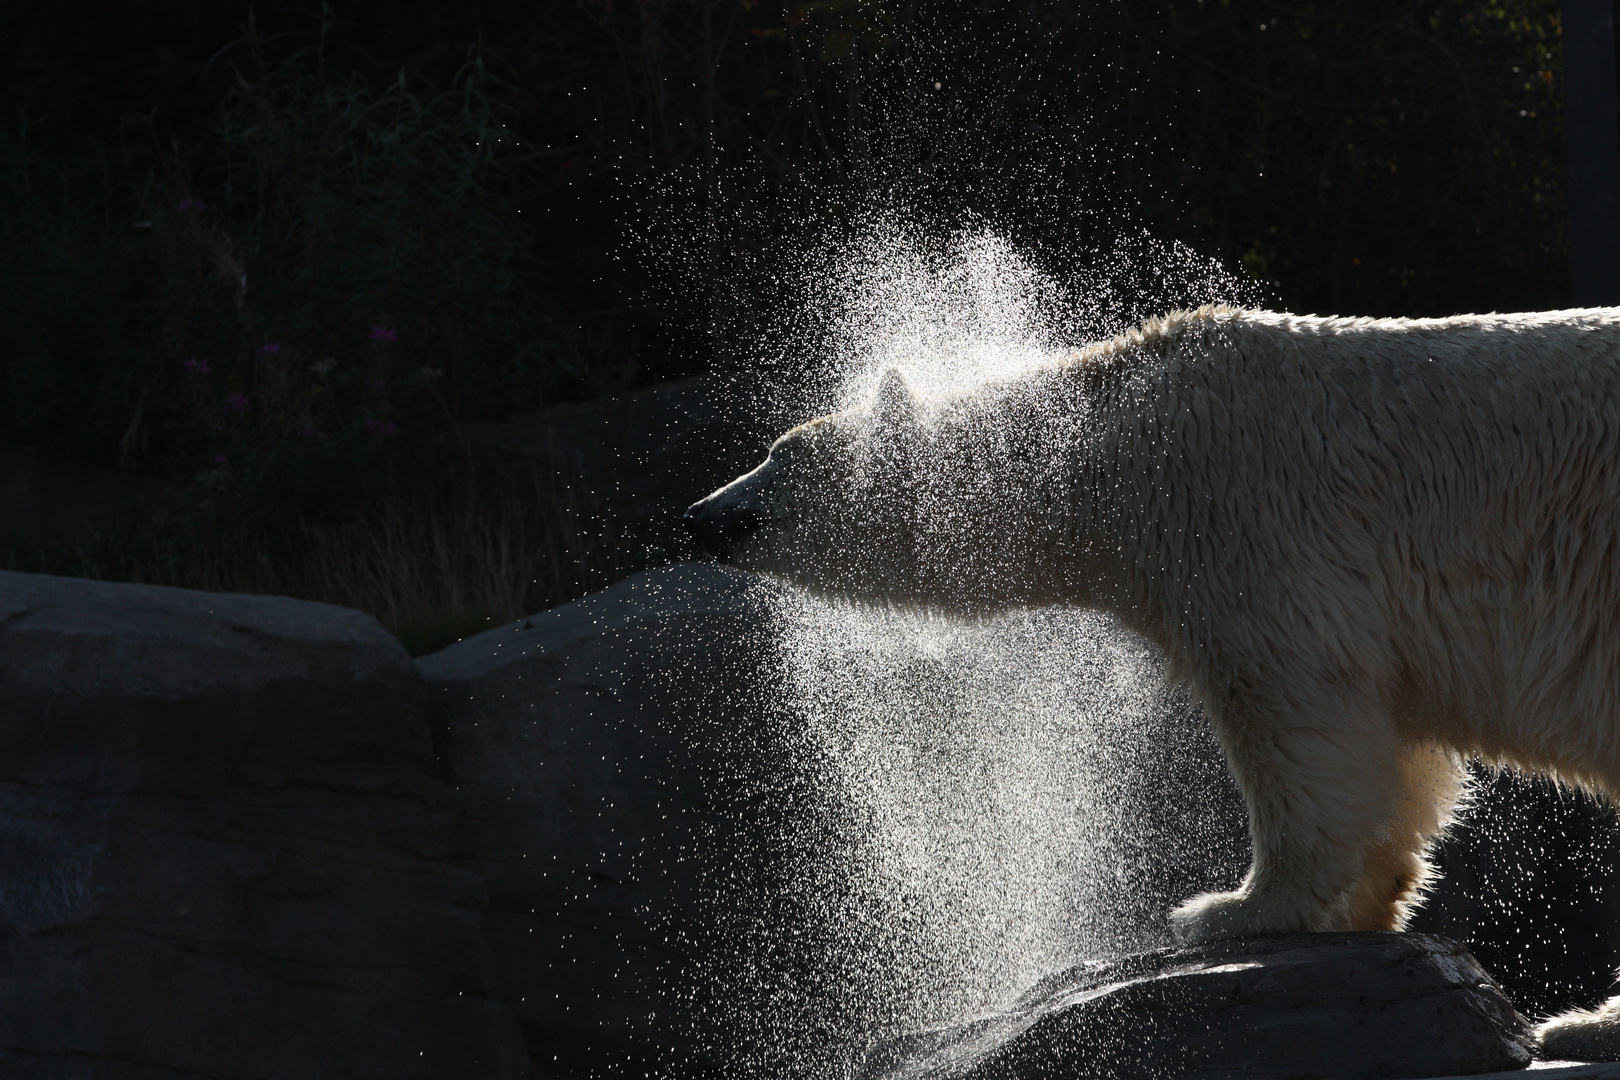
[683,305,1620,1058]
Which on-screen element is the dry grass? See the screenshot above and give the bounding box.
[285,481,621,656]
[6,469,630,657]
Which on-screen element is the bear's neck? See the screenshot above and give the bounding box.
[917,338,1199,638]
[914,363,1103,614]
[1070,330,1232,655]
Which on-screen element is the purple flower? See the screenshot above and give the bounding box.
[369,325,399,343]
[213,453,229,467]
[183,358,211,376]
[363,418,399,437]
[178,198,207,212]
[224,393,251,414]
[258,342,281,355]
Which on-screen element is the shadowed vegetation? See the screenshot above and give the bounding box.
[0,0,1568,655]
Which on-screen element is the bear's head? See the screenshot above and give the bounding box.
[683,368,935,606]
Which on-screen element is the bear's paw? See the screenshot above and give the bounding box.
[1537,999,1620,1063]
[1168,888,1323,944]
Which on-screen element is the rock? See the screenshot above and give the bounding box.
[0,549,1241,1080]
[1447,1066,1620,1080]
[0,571,533,1079]
[417,561,1254,1080]
[857,932,1536,1080]
[417,562,797,1078]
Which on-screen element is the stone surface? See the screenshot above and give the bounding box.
[1435,1068,1620,1079]
[417,562,799,1079]
[0,571,533,1079]
[857,932,1536,1080]
[416,560,1262,1080]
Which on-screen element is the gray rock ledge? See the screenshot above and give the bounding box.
[858,932,1536,1080]
[0,571,531,1079]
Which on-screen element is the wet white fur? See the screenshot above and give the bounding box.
[708,304,1620,1056]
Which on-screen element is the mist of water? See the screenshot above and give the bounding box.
[773,599,1243,1023]
[693,218,1256,1078]
[767,212,1262,414]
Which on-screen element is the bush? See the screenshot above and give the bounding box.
[1,442,631,658]
[0,15,616,650]
[0,131,154,466]
[1,16,572,489]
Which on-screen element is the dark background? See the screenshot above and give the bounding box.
[3,0,1611,1027]
[1,0,1565,467]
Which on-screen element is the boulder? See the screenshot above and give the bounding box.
[416,562,796,1078]
[416,562,1253,1080]
[0,561,1566,1080]
[0,571,533,1079]
[857,933,1536,1080]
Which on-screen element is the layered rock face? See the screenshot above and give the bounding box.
[858,933,1536,1080]
[417,563,798,1078]
[0,563,799,1079]
[0,571,530,1079]
[0,564,1578,1080]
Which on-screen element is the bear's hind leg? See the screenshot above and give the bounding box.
[1343,744,1467,930]
[1170,696,1406,944]
[1539,1000,1620,1062]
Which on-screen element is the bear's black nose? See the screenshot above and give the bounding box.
[682,500,762,556]
[682,503,725,552]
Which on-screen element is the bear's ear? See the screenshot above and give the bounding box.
[870,367,919,431]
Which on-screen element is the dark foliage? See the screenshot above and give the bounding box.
[1,0,1566,476]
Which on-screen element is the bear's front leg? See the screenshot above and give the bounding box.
[1169,701,1413,944]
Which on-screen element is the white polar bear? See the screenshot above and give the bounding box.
[684,305,1620,1058]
